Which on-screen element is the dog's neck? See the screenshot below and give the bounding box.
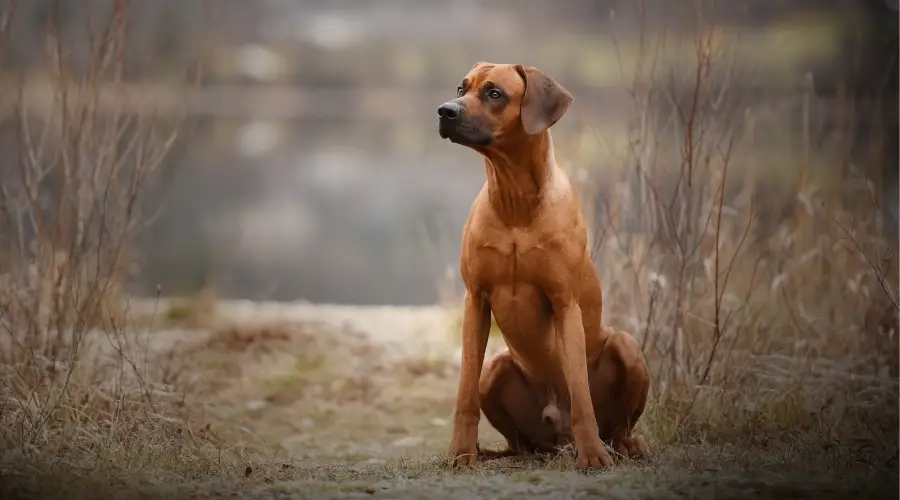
[481,130,555,227]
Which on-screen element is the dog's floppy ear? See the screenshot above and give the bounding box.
[515,65,573,135]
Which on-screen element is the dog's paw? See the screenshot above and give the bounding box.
[448,447,478,467]
[447,434,479,468]
[613,435,651,460]
[576,439,615,470]
[628,436,651,459]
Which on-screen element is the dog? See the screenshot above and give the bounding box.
[437,62,651,469]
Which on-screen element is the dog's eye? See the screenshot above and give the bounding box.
[488,89,502,100]
[457,86,464,97]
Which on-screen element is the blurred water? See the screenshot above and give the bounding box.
[137,116,491,305]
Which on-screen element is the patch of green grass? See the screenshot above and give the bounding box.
[161,289,218,328]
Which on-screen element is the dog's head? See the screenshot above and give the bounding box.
[437,62,573,151]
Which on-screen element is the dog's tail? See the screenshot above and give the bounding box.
[541,387,568,435]
[541,402,562,429]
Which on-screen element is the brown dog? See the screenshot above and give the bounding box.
[437,62,651,469]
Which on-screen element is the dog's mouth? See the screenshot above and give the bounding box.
[438,121,492,147]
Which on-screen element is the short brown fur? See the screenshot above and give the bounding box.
[437,63,652,469]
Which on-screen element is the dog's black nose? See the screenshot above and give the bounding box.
[437,102,462,120]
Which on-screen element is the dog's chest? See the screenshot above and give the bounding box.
[468,226,556,286]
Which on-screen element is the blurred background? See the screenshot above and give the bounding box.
[0,3,897,490]
[1,0,896,306]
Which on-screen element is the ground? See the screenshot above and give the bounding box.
[1,299,897,499]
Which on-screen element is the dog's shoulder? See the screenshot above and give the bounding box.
[541,164,576,206]
[535,166,585,236]
[461,183,503,248]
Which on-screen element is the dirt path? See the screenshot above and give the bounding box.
[6,299,896,499]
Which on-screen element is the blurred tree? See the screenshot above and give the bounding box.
[812,0,898,241]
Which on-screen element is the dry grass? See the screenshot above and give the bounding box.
[575,7,900,457]
[0,311,896,499]
[0,0,226,496]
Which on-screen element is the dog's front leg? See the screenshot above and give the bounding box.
[447,291,491,467]
[555,303,614,469]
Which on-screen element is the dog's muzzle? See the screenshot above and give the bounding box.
[437,101,463,139]
[437,100,492,147]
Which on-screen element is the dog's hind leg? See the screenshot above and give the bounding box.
[478,351,559,457]
[591,328,651,460]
